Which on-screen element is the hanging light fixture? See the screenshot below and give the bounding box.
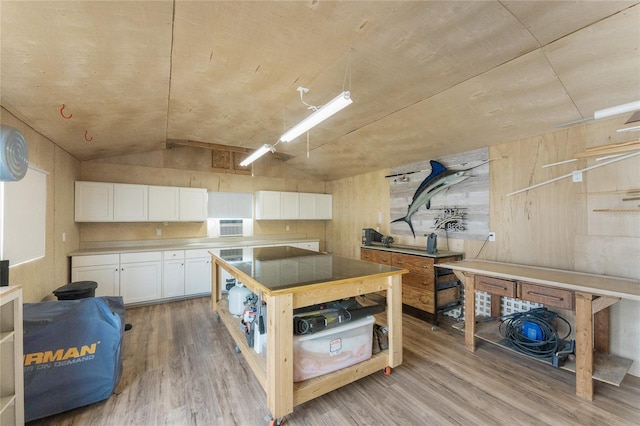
[239,144,275,167]
[279,91,353,143]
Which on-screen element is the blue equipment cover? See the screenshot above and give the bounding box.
[23,296,125,422]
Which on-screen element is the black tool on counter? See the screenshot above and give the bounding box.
[426,233,438,254]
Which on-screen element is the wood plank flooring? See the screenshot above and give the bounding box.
[27,297,640,425]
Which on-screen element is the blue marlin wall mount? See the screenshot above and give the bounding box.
[392,159,484,237]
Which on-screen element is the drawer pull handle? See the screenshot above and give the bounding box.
[527,291,563,301]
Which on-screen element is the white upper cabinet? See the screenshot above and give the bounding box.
[281,192,300,220]
[113,183,148,222]
[75,182,208,222]
[315,193,332,219]
[255,191,332,220]
[179,188,208,221]
[255,191,281,220]
[75,181,114,222]
[148,186,180,222]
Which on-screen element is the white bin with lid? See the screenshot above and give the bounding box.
[293,315,375,382]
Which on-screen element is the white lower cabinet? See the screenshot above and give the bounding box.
[71,254,120,297]
[162,250,185,298]
[70,240,318,305]
[119,252,162,304]
[185,249,212,296]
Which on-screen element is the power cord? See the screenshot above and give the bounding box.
[497,307,571,360]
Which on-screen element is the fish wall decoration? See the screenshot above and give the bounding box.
[385,148,491,240]
[392,160,465,237]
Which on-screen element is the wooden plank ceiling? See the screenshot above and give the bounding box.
[1,1,639,181]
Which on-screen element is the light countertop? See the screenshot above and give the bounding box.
[69,235,318,256]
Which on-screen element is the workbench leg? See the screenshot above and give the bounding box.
[575,292,594,401]
[464,273,476,352]
[266,293,294,419]
[387,274,403,367]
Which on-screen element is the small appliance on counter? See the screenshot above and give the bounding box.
[362,228,394,247]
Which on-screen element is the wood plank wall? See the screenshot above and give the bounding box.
[327,114,640,376]
[1,107,81,303]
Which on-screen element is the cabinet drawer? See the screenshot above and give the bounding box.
[403,272,434,290]
[402,283,435,314]
[391,253,434,275]
[360,248,391,265]
[438,286,459,307]
[520,282,574,310]
[72,254,120,267]
[163,250,184,260]
[120,251,161,263]
[475,275,516,297]
[402,284,457,314]
[186,248,212,259]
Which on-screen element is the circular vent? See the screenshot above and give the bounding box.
[0,125,29,181]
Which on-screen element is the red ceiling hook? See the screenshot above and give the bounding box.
[60,104,73,119]
[84,131,93,142]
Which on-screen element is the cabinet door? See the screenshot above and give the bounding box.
[281,192,300,219]
[71,264,120,297]
[74,181,114,222]
[149,186,180,222]
[315,194,332,219]
[185,257,212,295]
[120,261,162,304]
[163,259,185,298]
[114,183,148,222]
[255,191,281,219]
[299,193,316,219]
[179,188,208,221]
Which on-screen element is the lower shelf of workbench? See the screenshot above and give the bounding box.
[453,319,632,386]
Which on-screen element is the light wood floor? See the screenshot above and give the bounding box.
[27,297,640,425]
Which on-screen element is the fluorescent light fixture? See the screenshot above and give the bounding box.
[594,100,640,119]
[239,144,274,167]
[616,125,640,133]
[279,91,353,143]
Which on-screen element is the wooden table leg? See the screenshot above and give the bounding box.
[575,292,594,400]
[211,260,219,312]
[266,293,294,419]
[464,273,476,351]
[387,274,403,367]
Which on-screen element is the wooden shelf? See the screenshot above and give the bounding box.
[0,286,23,425]
[453,320,632,386]
[217,297,392,403]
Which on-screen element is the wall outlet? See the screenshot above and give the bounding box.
[488,232,496,242]
[156,227,162,236]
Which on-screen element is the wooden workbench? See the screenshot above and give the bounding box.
[210,246,407,423]
[438,259,640,401]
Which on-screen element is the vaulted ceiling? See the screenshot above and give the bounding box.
[1,1,639,181]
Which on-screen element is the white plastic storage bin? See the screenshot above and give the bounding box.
[293,316,375,382]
